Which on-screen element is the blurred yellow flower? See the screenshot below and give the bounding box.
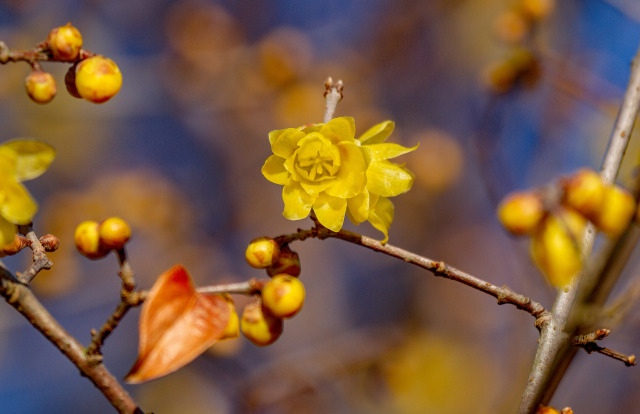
[0,140,55,245]
[262,117,416,243]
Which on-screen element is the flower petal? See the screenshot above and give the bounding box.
[366,160,415,197]
[0,216,16,247]
[0,182,38,225]
[313,193,347,232]
[347,187,370,224]
[262,155,290,185]
[319,117,355,144]
[0,140,56,182]
[358,121,395,145]
[270,129,305,159]
[325,142,366,198]
[364,142,419,161]
[282,181,315,220]
[368,196,394,244]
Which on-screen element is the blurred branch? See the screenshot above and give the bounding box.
[520,46,640,413]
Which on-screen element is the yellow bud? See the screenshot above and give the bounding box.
[47,23,83,61]
[563,168,605,219]
[25,71,57,104]
[245,237,280,269]
[592,185,636,237]
[98,217,131,251]
[1,234,26,256]
[240,301,283,346]
[220,295,239,340]
[483,61,517,94]
[261,274,305,318]
[267,245,301,277]
[75,56,122,103]
[536,406,560,414]
[497,191,545,235]
[530,209,585,287]
[494,10,530,44]
[74,220,108,259]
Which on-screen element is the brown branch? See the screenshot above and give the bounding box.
[17,227,53,284]
[571,329,636,367]
[197,278,265,295]
[276,224,548,320]
[0,267,143,413]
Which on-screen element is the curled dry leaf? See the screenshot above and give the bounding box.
[125,265,231,384]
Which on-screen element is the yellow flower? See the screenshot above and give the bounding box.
[0,140,56,246]
[262,117,417,243]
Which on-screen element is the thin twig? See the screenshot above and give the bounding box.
[275,224,548,320]
[87,249,145,359]
[18,227,53,284]
[197,279,265,295]
[519,45,640,413]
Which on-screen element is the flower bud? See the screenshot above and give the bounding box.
[536,406,560,414]
[39,234,60,252]
[562,168,605,219]
[530,208,585,287]
[591,185,636,237]
[245,237,280,269]
[261,274,305,318]
[220,295,239,340]
[497,191,545,235]
[47,23,83,61]
[74,220,108,259]
[1,233,26,256]
[25,71,57,104]
[64,64,82,98]
[240,300,283,346]
[74,56,122,103]
[98,217,131,251]
[267,245,301,277]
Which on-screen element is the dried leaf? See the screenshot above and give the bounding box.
[125,265,230,384]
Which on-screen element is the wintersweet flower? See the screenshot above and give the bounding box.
[0,140,56,246]
[262,117,417,243]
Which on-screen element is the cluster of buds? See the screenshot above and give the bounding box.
[242,237,304,346]
[498,168,636,287]
[484,0,556,93]
[74,217,132,259]
[22,23,122,104]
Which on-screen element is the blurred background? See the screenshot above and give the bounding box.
[1,0,640,413]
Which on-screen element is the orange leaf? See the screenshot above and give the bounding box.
[125,265,230,383]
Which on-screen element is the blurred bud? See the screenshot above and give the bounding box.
[75,56,123,103]
[536,406,560,414]
[530,208,585,287]
[519,0,556,21]
[267,245,301,277]
[562,168,605,219]
[39,234,60,252]
[498,191,545,235]
[245,237,280,269]
[493,10,530,44]
[25,71,57,104]
[592,185,636,237]
[47,23,83,61]
[1,234,27,256]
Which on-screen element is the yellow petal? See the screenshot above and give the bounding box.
[0,216,16,246]
[313,193,347,232]
[366,160,415,197]
[262,155,289,185]
[270,129,305,159]
[0,140,55,182]
[368,196,394,244]
[282,181,315,220]
[1,182,38,225]
[364,142,419,161]
[319,117,355,144]
[325,142,366,198]
[358,121,395,145]
[300,179,335,196]
[347,188,370,224]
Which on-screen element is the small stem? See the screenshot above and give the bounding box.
[18,227,53,284]
[196,279,265,295]
[323,77,343,123]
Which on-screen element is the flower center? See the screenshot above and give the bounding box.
[294,135,340,182]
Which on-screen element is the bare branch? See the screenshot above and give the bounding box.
[323,77,343,123]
